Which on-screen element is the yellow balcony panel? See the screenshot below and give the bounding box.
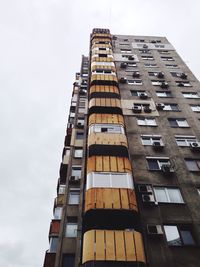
[87,156,132,173]
[92,33,111,40]
[82,229,146,264]
[91,57,114,63]
[92,50,113,56]
[90,74,118,86]
[88,113,125,126]
[88,132,127,147]
[91,64,116,72]
[92,43,112,49]
[84,188,138,213]
[89,98,121,109]
[90,85,119,95]
[91,38,112,45]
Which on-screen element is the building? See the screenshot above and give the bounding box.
[43,29,200,267]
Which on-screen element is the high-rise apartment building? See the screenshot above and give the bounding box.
[43,29,200,267]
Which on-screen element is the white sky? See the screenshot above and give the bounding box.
[0,1,199,266]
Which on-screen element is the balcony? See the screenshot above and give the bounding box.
[89,98,122,115]
[82,230,146,265]
[43,251,56,267]
[88,113,124,126]
[87,156,132,173]
[90,85,119,99]
[49,220,60,237]
[90,74,118,86]
[88,133,128,157]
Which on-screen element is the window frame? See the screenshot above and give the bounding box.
[137,117,157,127]
[168,118,189,128]
[146,157,171,171]
[141,135,163,146]
[153,187,184,204]
[164,225,195,246]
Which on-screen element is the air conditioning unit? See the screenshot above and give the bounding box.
[143,44,148,48]
[151,40,156,43]
[160,82,169,89]
[156,103,165,110]
[120,62,127,69]
[132,71,140,78]
[157,72,164,78]
[190,142,200,151]
[147,225,164,235]
[69,176,80,183]
[139,93,148,99]
[119,77,127,84]
[142,194,156,205]
[77,122,84,128]
[128,55,134,60]
[138,184,153,193]
[132,105,142,113]
[161,164,173,173]
[153,141,164,151]
[180,73,187,79]
[143,106,152,113]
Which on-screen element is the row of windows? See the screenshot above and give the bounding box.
[131,90,200,99]
[146,157,200,172]
[125,79,192,87]
[121,62,179,69]
[136,117,190,127]
[140,134,199,147]
[133,102,200,112]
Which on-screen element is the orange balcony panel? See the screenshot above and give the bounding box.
[92,50,113,56]
[92,43,112,49]
[92,33,111,40]
[43,251,56,267]
[89,113,124,126]
[87,156,132,173]
[84,188,138,213]
[90,74,118,86]
[88,133,128,147]
[90,85,119,95]
[49,220,60,236]
[82,230,146,264]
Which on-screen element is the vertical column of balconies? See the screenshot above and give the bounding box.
[81,29,146,267]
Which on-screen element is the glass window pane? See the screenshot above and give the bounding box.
[168,188,183,203]
[164,225,181,246]
[71,167,81,177]
[141,137,151,145]
[180,230,195,245]
[49,237,59,252]
[66,223,77,237]
[147,159,159,170]
[177,119,189,127]
[185,160,199,171]
[154,188,168,202]
[146,118,156,126]
[69,191,80,205]
[74,149,83,158]
[54,207,62,219]
[93,173,110,187]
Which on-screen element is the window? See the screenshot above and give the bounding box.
[176,81,192,87]
[134,39,145,42]
[190,105,200,112]
[127,79,142,85]
[159,50,170,54]
[144,63,157,68]
[121,49,132,53]
[65,219,78,237]
[68,189,80,205]
[74,149,83,158]
[58,185,66,194]
[141,56,154,60]
[182,92,200,99]
[89,124,124,134]
[151,80,168,86]
[148,71,164,77]
[78,108,86,113]
[76,132,84,139]
[141,135,163,145]
[185,159,200,171]
[49,237,58,252]
[175,136,197,146]
[155,44,165,48]
[165,64,178,69]
[86,172,134,190]
[71,166,82,178]
[146,157,171,170]
[164,225,195,246]
[54,207,62,220]
[77,118,84,127]
[163,104,180,111]
[127,63,137,67]
[154,187,184,203]
[137,117,157,126]
[62,254,75,267]
[131,90,146,97]
[139,49,151,54]
[168,118,189,128]
[161,56,174,61]
[156,91,172,98]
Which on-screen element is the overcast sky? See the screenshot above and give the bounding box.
[0,1,200,266]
